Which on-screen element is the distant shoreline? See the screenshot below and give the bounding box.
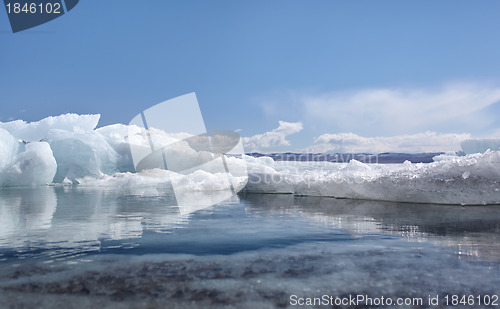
[244,152,447,164]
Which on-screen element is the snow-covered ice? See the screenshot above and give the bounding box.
[243,151,500,205]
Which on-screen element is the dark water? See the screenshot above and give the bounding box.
[1,186,500,308]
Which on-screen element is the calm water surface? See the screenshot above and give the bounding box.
[1,186,500,308]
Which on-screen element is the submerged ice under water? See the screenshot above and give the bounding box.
[0,187,500,308]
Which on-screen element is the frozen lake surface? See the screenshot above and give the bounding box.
[1,187,500,308]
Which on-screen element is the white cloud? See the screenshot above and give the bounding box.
[242,121,303,151]
[309,131,471,153]
[295,83,500,136]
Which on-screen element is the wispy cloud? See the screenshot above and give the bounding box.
[282,83,500,136]
[309,131,471,153]
[242,121,303,151]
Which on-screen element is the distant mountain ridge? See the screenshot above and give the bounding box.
[245,152,447,164]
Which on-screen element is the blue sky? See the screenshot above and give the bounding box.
[1,1,500,152]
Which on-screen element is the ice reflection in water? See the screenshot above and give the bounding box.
[0,186,234,262]
[243,193,500,262]
[0,187,500,264]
